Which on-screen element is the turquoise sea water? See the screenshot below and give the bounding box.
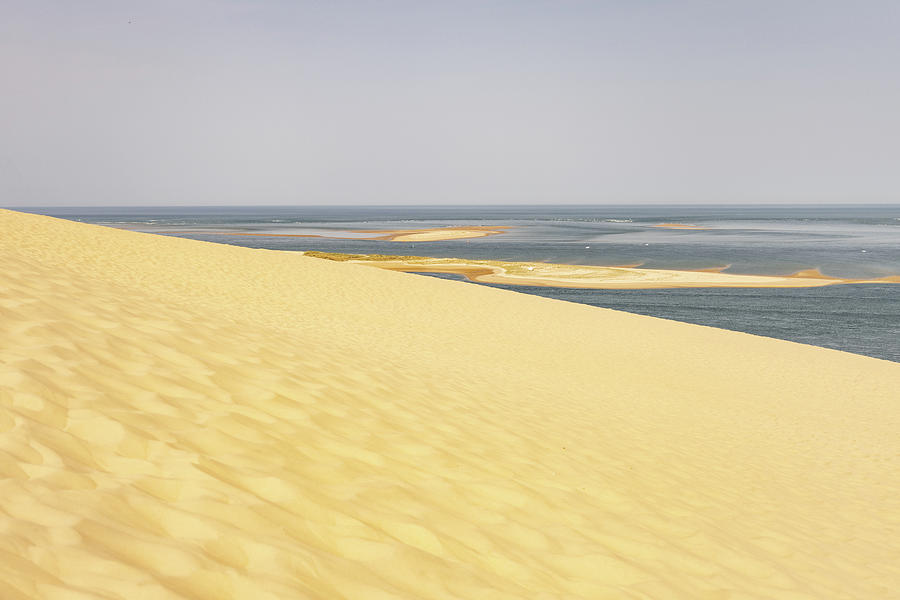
[17,205,900,362]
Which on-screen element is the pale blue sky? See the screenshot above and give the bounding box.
[2,1,899,205]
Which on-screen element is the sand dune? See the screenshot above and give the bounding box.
[1,208,899,599]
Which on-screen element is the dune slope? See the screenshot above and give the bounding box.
[1,209,899,599]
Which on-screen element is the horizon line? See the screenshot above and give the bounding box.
[5,201,900,209]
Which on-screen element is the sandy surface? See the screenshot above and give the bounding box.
[356,225,511,242]
[156,225,510,243]
[306,252,896,289]
[2,208,899,599]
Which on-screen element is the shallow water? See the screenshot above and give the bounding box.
[18,204,900,361]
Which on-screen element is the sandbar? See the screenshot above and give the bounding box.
[304,251,897,289]
[153,225,511,242]
[355,225,511,241]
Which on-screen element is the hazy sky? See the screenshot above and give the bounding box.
[2,1,900,206]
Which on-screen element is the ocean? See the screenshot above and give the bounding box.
[18,205,900,362]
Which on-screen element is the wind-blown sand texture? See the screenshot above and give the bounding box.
[303,252,898,289]
[2,208,899,599]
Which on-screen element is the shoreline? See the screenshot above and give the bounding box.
[132,224,512,242]
[304,251,900,289]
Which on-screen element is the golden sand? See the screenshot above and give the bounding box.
[303,252,898,289]
[155,225,511,243]
[2,208,899,599]
[355,225,511,242]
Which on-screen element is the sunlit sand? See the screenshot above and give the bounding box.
[2,208,899,599]
[154,225,511,243]
[356,225,511,241]
[304,251,899,289]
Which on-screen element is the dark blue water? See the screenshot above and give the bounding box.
[15,205,900,362]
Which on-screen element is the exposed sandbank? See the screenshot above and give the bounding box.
[2,209,899,599]
[355,225,511,241]
[304,251,897,289]
[152,225,511,242]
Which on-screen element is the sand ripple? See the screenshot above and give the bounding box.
[1,209,899,599]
